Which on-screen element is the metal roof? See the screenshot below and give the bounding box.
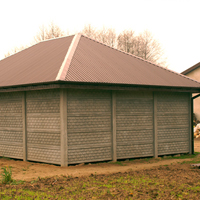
[181,62,200,75]
[0,33,200,89]
[0,35,74,87]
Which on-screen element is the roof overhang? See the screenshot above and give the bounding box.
[0,81,199,93]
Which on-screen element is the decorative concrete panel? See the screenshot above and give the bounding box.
[158,141,189,155]
[27,116,60,130]
[0,130,23,143]
[0,144,23,159]
[0,116,23,128]
[116,91,154,159]
[26,89,60,99]
[68,146,111,164]
[68,116,111,131]
[27,100,59,113]
[27,132,60,146]
[0,92,23,159]
[158,128,189,140]
[67,89,112,164]
[68,131,111,146]
[157,92,189,155]
[0,101,22,113]
[0,92,22,100]
[27,147,60,164]
[116,129,153,143]
[26,89,60,164]
[117,144,153,159]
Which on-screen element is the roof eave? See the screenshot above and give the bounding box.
[0,80,199,93]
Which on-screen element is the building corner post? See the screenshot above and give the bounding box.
[153,92,158,158]
[22,92,27,161]
[112,91,117,162]
[60,89,68,166]
[190,93,193,154]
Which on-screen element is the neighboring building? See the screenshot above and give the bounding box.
[182,62,200,119]
[0,34,200,166]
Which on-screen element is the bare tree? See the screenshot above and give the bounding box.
[34,24,46,42]
[117,29,167,67]
[117,30,136,54]
[34,22,65,43]
[96,27,117,48]
[106,28,117,48]
[82,24,117,47]
[81,24,98,40]
[134,30,167,67]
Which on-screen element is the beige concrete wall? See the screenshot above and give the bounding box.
[186,68,200,119]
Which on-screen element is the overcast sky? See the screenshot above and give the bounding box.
[0,0,199,73]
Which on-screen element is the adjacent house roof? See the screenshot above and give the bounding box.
[0,33,200,90]
[181,62,200,75]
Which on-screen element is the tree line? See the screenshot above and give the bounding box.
[4,23,167,67]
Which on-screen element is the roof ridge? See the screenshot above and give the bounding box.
[56,33,81,81]
[81,34,200,86]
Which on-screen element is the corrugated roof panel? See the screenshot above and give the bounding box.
[0,34,200,89]
[66,35,200,88]
[0,36,74,87]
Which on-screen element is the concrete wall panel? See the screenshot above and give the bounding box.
[67,89,112,164]
[0,92,23,159]
[157,92,190,155]
[116,91,154,159]
[26,90,61,164]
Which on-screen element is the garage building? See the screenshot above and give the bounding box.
[0,34,200,166]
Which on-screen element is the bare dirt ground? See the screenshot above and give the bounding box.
[0,156,195,182]
[0,139,199,182]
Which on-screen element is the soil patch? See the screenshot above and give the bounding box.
[1,161,200,199]
[0,156,197,182]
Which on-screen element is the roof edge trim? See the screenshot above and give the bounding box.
[181,62,200,75]
[56,33,81,81]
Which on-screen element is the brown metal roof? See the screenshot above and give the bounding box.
[65,35,200,88]
[0,35,74,87]
[181,62,200,75]
[0,33,200,89]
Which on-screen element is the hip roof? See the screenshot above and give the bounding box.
[0,33,200,90]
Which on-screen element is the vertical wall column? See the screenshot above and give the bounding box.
[112,91,117,162]
[60,89,68,166]
[22,92,27,161]
[153,92,158,158]
[189,93,192,154]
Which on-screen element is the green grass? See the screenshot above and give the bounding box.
[170,152,200,159]
[0,156,11,160]
[110,161,126,166]
[1,166,13,184]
